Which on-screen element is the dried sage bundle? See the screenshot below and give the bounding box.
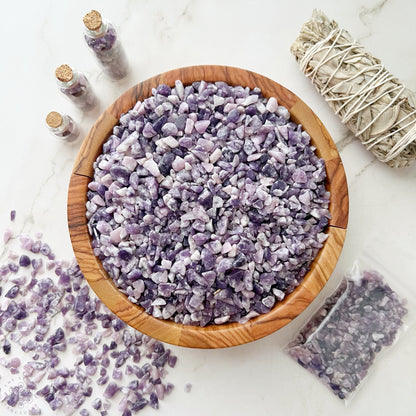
[291,10,416,167]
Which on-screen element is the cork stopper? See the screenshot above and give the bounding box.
[83,10,102,31]
[46,112,63,128]
[55,64,73,83]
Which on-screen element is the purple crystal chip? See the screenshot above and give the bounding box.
[28,405,42,415]
[6,391,19,407]
[103,382,119,399]
[19,254,31,267]
[3,339,11,354]
[149,391,159,409]
[5,285,20,298]
[131,398,148,411]
[92,398,102,410]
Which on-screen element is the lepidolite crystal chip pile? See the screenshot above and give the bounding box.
[287,270,408,400]
[0,228,177,415]
[86,80,331,327]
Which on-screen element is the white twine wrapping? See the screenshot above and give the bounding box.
[291,10,416,167]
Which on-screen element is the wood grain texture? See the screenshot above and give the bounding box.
[67,65,349,348]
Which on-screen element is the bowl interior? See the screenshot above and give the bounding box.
[67,65,348,348]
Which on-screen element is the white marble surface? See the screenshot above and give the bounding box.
[1,0,416,415]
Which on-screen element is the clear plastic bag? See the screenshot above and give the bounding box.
[286,255,412,402]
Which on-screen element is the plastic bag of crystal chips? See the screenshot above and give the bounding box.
[286,261,411,402]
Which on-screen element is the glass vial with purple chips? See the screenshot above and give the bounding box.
[45,111,79,142]
[55,64,97,111]
[83,10,129,80]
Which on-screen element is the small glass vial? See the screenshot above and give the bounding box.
[55,64,97,111]
[83,10,129,80]
[45,111,79,142]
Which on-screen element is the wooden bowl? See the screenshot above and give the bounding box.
[67,65,348,349]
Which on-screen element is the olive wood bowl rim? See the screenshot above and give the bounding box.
[67,65,348,349]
